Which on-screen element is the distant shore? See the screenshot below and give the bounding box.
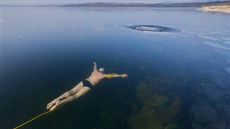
[0,1,228,8]
[200,4,230,13]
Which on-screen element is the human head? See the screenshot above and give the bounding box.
[98,68,105,73]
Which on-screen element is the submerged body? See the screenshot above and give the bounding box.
[47,62,128,111]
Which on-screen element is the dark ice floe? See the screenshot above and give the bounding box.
[125,25,178,32]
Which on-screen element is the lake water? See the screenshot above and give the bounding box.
[0,7,230,129]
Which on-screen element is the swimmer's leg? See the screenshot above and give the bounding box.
[47,82,84,110]
[49,87,91,111]
[59,87,91,104]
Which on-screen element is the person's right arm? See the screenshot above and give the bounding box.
[93,62,97,71]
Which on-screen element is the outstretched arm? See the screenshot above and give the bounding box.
[93,62,97,72]
[104,73,128,79]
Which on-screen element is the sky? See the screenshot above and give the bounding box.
[0,0,227,5]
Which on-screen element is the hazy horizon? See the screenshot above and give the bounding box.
[0,0,228,5]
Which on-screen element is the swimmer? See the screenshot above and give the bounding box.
[46,62,128,111]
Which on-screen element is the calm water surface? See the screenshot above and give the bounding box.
[0,7,230,129]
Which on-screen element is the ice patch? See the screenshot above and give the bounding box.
[221,37,230,41]
[203,41,230,50]
[199,35,221,41]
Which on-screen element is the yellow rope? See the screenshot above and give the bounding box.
[106,74,113,79]
[106,73,117,79]
[14,110,52,129]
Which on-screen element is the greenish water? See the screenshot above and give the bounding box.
[0,7,230,129]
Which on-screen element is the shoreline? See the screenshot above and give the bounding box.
[199,4,230,13]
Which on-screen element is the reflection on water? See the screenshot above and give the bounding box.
[0,7,230,129]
